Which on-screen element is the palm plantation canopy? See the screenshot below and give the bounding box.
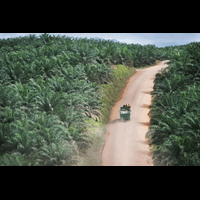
[147,42,200,166]
[0,33,199,166]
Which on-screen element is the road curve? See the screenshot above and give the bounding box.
[101,60,169,166]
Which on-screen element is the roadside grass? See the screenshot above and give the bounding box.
[99,65,136,125]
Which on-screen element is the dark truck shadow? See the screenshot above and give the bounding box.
[107,118,128,125]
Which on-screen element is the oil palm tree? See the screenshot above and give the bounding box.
[67,126,92,154]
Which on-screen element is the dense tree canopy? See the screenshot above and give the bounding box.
[3,33,199,165]
[147,42,200,166]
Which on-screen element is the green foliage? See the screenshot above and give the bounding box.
[147,42,200,166]
[100,65,136,124]
[0,33,171,165]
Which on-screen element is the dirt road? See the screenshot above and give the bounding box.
[101,60,169,166]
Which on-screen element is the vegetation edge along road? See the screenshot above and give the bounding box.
[146,43,200,166]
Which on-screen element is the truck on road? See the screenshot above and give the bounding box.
[120,104,131,120]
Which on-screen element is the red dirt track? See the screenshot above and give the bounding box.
[101,60,169,166]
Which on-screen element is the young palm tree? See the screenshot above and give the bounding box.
[37,140,75,166]
[67,126,92,154]
[59,63,87,81]
[0,151,35,166]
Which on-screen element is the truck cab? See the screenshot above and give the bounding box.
[120,104,131,120]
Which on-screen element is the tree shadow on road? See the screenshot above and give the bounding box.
[142,91,152,94]
[139,104,150,109]
[137,150,151,156]
[138,122,150,126]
